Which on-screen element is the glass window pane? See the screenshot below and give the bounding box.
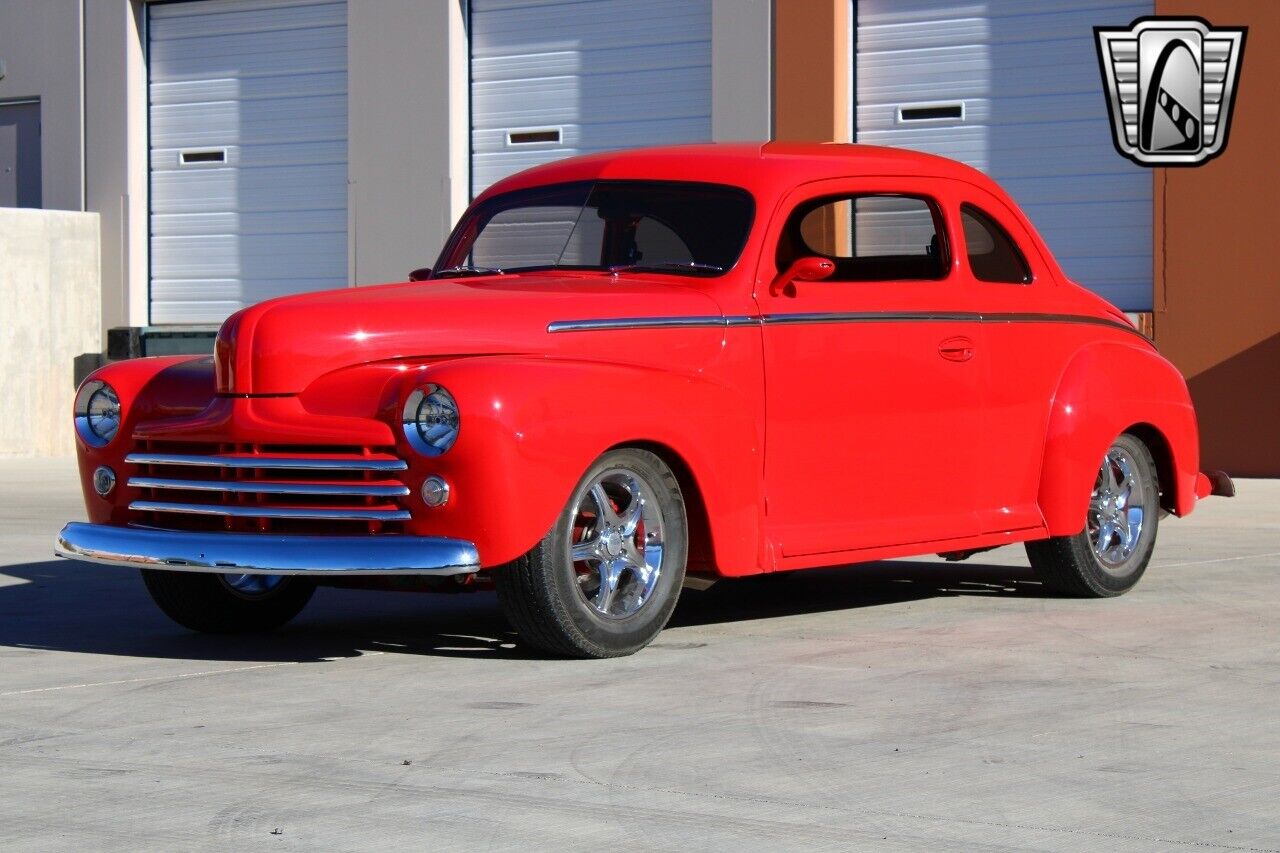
[961,204,1031,284]
[784,194,946,281]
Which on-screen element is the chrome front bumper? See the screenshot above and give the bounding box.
[55,522,480,576]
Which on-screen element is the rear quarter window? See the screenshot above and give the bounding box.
[960,203,1032,284]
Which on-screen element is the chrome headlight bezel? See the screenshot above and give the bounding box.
[74,380,122,447]
[402,384,459,457]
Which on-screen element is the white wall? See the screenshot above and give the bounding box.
[348,0,468,287]
[0,209,101,457]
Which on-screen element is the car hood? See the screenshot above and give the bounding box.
[215,274,727,394]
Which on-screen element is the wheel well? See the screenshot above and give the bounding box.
[1125,423,1176,514]
[610,440,716,574]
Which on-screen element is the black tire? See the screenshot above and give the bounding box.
[1026,433,1160,597]
[494,448,688,658]
[141,570,316,633]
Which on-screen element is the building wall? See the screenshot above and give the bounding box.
[348,0,468,288]
[0,209,100,456]
[712,0,773,142]
[0,0,84,212]
[1154,0,1279,476]
[84,0,148,334]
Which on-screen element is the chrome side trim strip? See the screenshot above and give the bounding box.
[547,311,1146,340]
[125,453,409,472]
[128,477,410,499]
[130,501,412,522]
[55,522,479,576]
[547,315,736,333]
[977,312,1148,339]
[759,311,979,325]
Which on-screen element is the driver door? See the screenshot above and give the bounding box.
[757,178,985,564]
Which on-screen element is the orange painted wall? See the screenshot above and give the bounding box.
[773,0,850,143]
[1154,0,1279,476]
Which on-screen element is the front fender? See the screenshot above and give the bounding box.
[74,356,214,524]
[1038,341,1201,536]
[397,356,764,572]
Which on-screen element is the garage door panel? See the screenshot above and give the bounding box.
[470,0,711,194]
[860,4,1149,50]
[150,278,348,325]
[149,72,347,106]
[149,0,348,325]
[151,140,346,171]
[151,209,347,238]
[150,164,347,215]
[473,1,709,52]
[857,0,1153,311]
[473,43,710,81]
[472,73,713,127]
[862,0,1149,25]
[149,0,346,36]
[151,96,347,145]
[151,233,346,278]
[859,47,1129,101]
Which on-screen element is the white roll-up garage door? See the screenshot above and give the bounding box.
[856,1,1153,311]
[148,0,348,325]
[469,0,713,196]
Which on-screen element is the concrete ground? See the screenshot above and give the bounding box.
[0,458,1275,852]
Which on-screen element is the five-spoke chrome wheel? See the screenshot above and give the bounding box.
[1026,432,1159,597]
[1088,447,1146,571]
[494,448,688,658]
[568,469,666,619]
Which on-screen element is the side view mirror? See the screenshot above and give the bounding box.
[408,267,434,282]
[769,256,835,297]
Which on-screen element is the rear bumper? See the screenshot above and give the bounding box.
[54,522,480,576]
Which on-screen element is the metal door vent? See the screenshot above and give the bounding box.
[179,149,227,165]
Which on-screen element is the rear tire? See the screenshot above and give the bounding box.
[141,570,315,633]
[1026,433,1160,597]
[495,448,687,658]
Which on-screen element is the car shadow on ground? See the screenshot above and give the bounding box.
[0,557,1050,665]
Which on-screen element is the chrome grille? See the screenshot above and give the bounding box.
[126,442,412,534]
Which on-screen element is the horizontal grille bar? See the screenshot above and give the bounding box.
[130,501,412,522]
[126,453,408,472]
[128,477,410,499]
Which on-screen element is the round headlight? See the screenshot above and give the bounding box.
[402,384,459,456]
[74,380,121,447]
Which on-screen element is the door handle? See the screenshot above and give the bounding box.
[938,336,975,362]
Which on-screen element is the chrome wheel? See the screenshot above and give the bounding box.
[567,468,666,619]
[1089,447,1146,571]
[219,573,286,598]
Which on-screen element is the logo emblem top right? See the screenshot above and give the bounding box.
[1096,17,1247,166]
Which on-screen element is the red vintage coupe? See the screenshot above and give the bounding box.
[57,143,1232,658]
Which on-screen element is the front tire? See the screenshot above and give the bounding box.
[495,448,688,658]
[1026,433,1160,597]
[141,570,316,633]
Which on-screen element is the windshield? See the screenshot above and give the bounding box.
[434,180,755,278]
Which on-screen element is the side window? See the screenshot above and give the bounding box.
[779,194,947,281]
[960,203,1032,284]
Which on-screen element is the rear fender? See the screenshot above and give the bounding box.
[1038,342,1201,535]
[397,356,764,572]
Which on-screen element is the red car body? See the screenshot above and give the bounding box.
[63,142,1218,584]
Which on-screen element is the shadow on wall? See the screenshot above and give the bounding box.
[1188,331,1280,477]
[0,557,1048,665]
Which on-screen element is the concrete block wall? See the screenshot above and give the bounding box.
[1,208,101,456]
